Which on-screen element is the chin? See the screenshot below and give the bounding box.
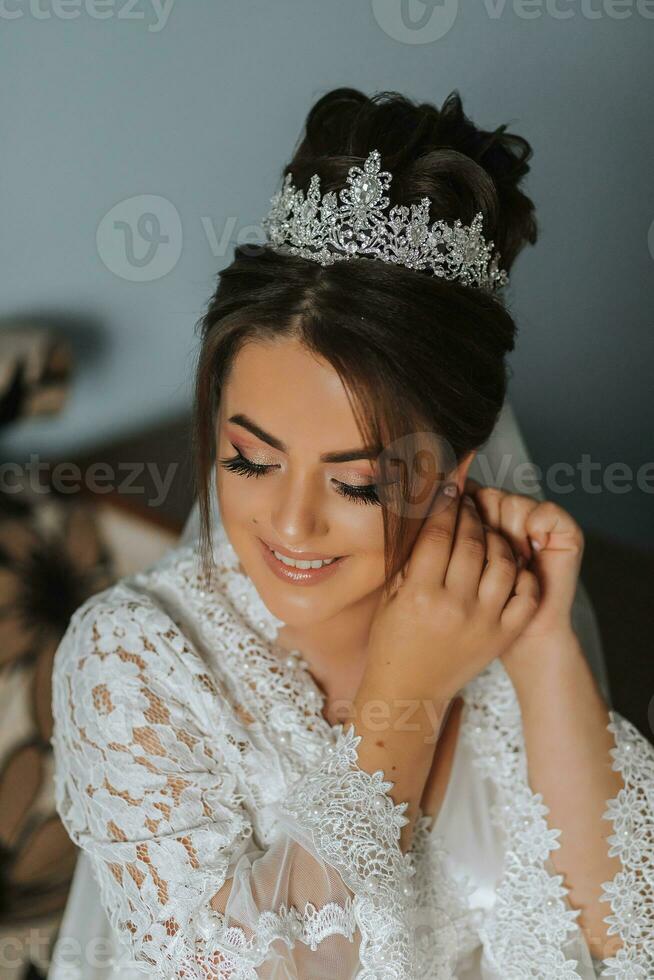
[255,570,345,627]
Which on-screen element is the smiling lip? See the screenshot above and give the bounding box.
[257,536,347,586]
[259,537,340,561]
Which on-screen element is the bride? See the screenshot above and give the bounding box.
[49,88,653,979]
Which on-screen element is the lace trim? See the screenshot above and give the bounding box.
[597,712,654,979]
[461,661,654,980]
[462,661,588,978]
[197,895,357,963]
[409,814,482,977]
[277,723,418,978]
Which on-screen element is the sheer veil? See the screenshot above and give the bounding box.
[180,398,611,704]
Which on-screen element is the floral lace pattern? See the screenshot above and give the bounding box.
[409,814,483,976]
[277,723,418,977]
[461,661,654,979]
[597,714,654,979]
[462,663,586,977]
[50,525,654,979]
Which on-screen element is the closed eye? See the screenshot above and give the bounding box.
[217,450,381,506]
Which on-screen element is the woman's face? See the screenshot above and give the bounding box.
[215,336,389,630]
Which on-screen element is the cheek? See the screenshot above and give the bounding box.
[338,507,385,552]
[327,509,386,583]
[216,464,266,519]
[346,527,389,599]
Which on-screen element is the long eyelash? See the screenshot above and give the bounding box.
[218,452,273,479]
[218,451,381,505]
[333,481,381,506]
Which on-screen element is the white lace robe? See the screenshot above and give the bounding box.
[50,522,654,979]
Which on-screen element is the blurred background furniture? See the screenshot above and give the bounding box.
[0,325,181,980]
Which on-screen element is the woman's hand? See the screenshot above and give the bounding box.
[363,482,541,705]
[462,477,584,635]
[462,477,585,679]
[354,481,541,850]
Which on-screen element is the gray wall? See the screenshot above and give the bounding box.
[3,0,653,550]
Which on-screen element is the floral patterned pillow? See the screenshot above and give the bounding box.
[0,488,115,972]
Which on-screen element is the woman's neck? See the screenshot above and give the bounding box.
[274,586,383,704]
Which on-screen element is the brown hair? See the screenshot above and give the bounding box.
[192,87,538,596]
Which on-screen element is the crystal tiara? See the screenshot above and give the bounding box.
[261,148,509,292]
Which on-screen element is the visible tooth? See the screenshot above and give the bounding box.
[273,549,335,569]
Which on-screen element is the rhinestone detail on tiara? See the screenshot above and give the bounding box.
[261,149,508,292]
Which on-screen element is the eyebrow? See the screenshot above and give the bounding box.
[227,413,381,463]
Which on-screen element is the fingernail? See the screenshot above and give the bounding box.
[529,537,542,551]
[443,484,458,498]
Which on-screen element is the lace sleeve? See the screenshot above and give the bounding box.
[51,590,418,979]
[593,711,654,979]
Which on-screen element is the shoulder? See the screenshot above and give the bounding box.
[54,546,188,674]
[49,547,257,857]
[51,541,227,738]
[55,537,226,664]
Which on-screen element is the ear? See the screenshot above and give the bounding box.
[454,450,477,495]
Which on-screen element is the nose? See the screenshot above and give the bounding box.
[269,472,329,545]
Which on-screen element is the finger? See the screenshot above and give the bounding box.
[443,494,487,597]
[500,566,540,635]
[466,480,538,565]
[524,500,584,557]
[477,526,519,610]
[404,482,461,587]
[464,480,503,530]
[497,493,540,565]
